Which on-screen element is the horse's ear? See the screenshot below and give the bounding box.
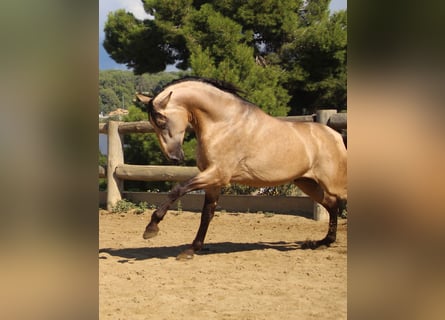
[158,91,173,109]
[135,93,152,105]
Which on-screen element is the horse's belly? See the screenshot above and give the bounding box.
[230,160,310,187]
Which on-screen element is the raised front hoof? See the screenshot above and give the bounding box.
[301,237,335,250]
[143,225,159,239]
[176,248,195,261]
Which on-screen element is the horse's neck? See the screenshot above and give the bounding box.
[183,87,236,127]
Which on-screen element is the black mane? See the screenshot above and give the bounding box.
[156,76,246,99]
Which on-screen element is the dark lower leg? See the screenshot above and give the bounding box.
[191,204,216,251]
[321,206,338,244]
[143,205,167,239]
[143,183,185,239]
[177,188,220,260]
[302,205,338,249]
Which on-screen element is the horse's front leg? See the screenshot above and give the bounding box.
[143,167,224,240]
[177,187,221,260]
[143,183,185,239]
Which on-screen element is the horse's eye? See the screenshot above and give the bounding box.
[156,120,167,130]
[153,112,167,130]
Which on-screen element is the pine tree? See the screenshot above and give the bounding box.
[103,0,346,114]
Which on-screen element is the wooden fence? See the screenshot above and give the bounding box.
[99,109,346,220]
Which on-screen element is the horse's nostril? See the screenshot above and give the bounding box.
[169,152,184,165]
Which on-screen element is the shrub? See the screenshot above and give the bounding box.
[111,199,149,214]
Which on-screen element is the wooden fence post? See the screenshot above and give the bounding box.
[106,121,124,211]
[316,109,338,127]
[313,109,338,221]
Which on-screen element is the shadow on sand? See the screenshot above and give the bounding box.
[99,240,330,261]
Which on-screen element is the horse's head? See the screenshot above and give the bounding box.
[145,91,189,163]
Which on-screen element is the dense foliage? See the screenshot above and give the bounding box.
[99,70,187,114]
[103,0,346,115]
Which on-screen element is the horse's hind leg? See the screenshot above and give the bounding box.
[294,178,339,248]
[177,187,220,260]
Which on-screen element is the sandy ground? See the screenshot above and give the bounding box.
[99,209,347,319]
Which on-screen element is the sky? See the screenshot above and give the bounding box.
[98,0,347,70]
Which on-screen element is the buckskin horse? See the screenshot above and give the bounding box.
[137,77,347,260]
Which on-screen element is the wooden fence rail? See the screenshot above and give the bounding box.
[99,109,346,220]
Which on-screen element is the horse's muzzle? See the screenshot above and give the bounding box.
[168,149,184,164]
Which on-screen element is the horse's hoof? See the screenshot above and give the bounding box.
[143,225,159,239]
[301,239,331,250]
[301,240,317,250]
[176,249,194,261]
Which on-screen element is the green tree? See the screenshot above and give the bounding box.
[282,9,347,114]
[103,0,346,115]
[99,70,136,113]
[185,3,290,115]
[103,10,174,74]
[99,70,188,115]
[99,87,120,114]
[99,150,107,191]
[136,72,188,95]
